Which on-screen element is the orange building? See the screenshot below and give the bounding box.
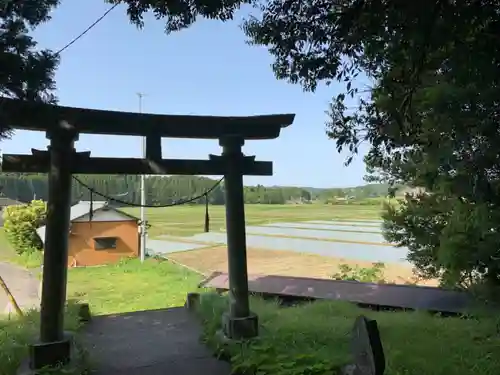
[36,201,140,267]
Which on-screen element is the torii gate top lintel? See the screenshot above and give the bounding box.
[1,98,296,176]
[1,98,295,140]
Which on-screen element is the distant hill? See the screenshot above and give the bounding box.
[259,183,411,201]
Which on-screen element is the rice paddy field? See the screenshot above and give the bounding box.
[123,204,383,238]
[122,204,430,284]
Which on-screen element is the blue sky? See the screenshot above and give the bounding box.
[1,1,369,188]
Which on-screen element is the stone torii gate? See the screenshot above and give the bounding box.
[0,98,295,371]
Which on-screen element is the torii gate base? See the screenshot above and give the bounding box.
[0,98,294,372]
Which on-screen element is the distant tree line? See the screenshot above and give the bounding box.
[0,173,308,206]
[0,173,392,206]
[313,184,399,203]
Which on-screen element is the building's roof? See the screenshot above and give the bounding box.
[36,201,139,243]
[68,200,108,221]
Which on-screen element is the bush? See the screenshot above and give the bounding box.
[3,200,46,255]
[197,293,500,375]
[331,262,386,283]
[382,194,500,289]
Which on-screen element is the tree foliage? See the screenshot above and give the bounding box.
[0,173,393,206]
[1,0,254,139]
[107,0,252,33]
[3,199,47,254]
[0,173,319,205]
[0,0,60,138]
[243,0,500,288]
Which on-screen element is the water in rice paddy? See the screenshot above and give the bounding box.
[147,220,409,265]
[267,221,383,233]
[190,232,409,264]
[247,224,385,243]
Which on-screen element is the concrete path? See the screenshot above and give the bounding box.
[0,262,40,314]
[81,307,230,375]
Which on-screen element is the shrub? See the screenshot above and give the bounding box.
[3,200,46,255]
[331,262,386,283]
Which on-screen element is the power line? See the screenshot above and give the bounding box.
[55,3,119,55]
[0,2,118,110]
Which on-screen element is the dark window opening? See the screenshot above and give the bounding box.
[94,237,117,250]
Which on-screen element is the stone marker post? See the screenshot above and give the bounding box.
[342,315,385,375]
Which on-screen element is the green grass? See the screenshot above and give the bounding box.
[3,245,495,375]
[0,259,201,375]
[197,293,500,375]
[0,229,43,269]
[0,228,15,262]
[0,302,84,375]
[6,252,43,269]
[122,204,383,237]
[66,258,202,315]
[0,229,11,252]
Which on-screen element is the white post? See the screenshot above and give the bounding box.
[39,265,43,307]
[138,93,147,262]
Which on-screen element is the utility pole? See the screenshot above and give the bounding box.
[137,92,147,262]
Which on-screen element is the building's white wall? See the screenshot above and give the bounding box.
[73,209,134,222]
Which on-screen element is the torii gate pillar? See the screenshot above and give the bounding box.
[31,123,78,369]
[220,137,258,339]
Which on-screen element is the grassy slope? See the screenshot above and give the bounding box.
[122,204,383,237]
[66,258,202,315]
[0,303,82,375]
[0,231,46,375]
[0,228,13,260]
[0,259,201,375]
[58,257,500,375]
[198,293,500,375]
[2,252,497,375]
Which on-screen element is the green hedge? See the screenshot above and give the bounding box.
[3,200,46,255]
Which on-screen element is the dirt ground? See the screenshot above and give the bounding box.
[167,246,438,286]
[0,262,40,314]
